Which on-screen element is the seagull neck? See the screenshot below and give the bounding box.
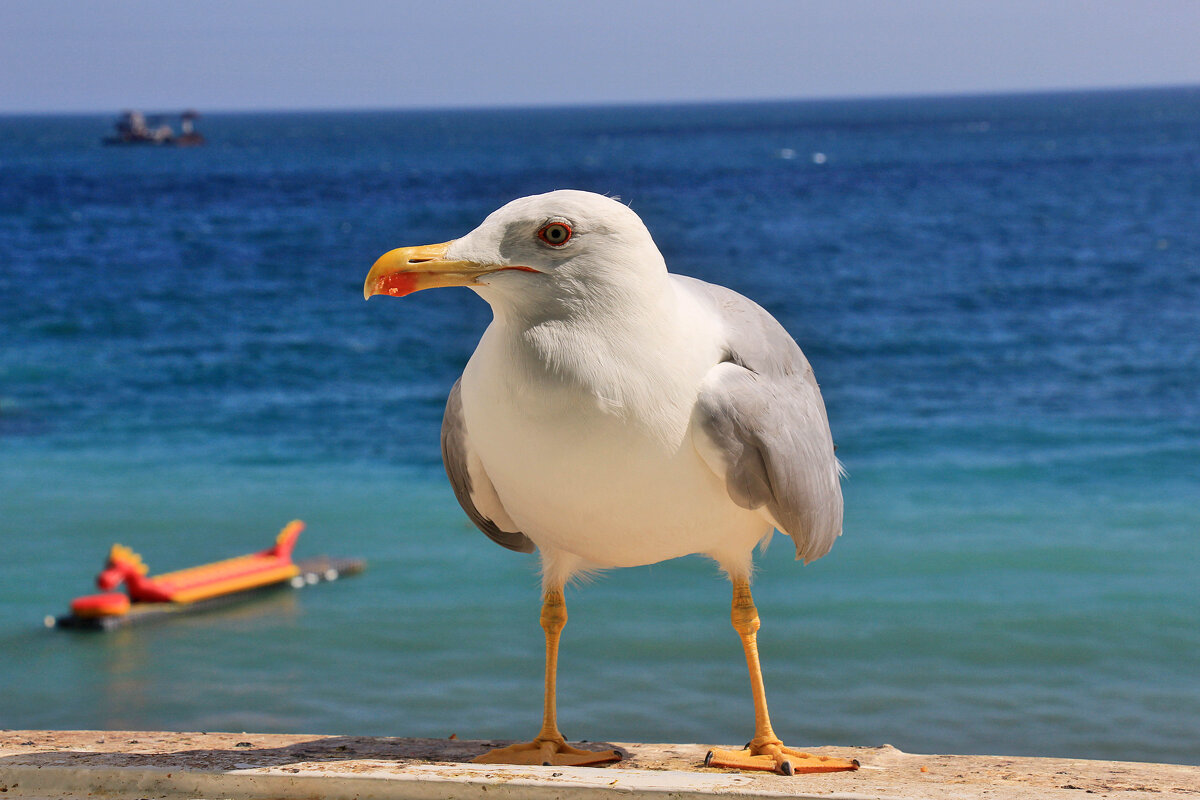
[475,273,716,444]
[492,270,679,333]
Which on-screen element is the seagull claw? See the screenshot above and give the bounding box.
[704,742,859,775]
[473,737,622,768]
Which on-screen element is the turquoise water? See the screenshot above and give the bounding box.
[1,89,1198,765]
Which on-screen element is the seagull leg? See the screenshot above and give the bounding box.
[705,578,859,776]
[473,586,622,767]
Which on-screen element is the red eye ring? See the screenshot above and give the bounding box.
[538,222,572,247]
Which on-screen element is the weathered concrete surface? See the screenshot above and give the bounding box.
[0,730,1196,799]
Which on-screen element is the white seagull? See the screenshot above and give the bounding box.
[364,190,856,775]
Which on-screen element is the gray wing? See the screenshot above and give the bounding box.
[441,379,535,554]
[679,275,844,564]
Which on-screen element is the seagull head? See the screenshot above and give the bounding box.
[364,191,668,315]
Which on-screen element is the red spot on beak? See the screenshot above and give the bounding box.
[375,272,420,298]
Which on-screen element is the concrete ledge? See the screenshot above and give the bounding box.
[0,731,1195,799]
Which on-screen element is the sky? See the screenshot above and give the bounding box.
[2,0,1199,114]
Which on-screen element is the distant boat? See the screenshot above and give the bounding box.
[103,109,205,146]
[50,520,366,631]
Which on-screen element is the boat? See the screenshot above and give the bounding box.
[51,521,364,630]
[102,110,205,146]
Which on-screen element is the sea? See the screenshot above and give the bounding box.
[1,88,1197,766]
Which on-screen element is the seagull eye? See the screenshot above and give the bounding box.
[538,222,572,247]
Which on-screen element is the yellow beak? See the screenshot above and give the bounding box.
[363,240,495,300]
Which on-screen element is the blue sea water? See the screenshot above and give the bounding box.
[1,88,1198,765]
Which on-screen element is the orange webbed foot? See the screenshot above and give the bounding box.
[705,738,859,775]
[473,736,622,767]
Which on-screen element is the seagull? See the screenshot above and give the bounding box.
[364,190,856,775]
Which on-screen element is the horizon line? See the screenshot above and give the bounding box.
[3,81,1198,118]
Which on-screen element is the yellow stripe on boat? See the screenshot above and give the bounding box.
[168,563,301,604]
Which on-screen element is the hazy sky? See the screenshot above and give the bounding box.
[2,0,1199,113]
